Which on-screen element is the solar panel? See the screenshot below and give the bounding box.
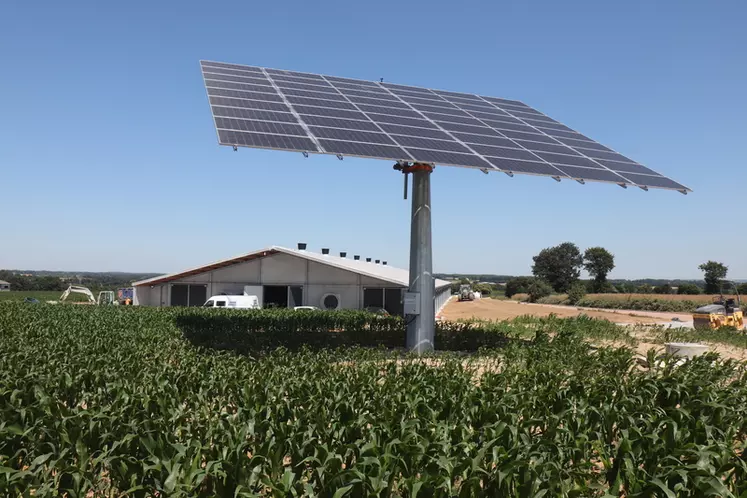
[200,61,690,193]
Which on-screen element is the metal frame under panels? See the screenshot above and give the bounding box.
[200,61,689,193]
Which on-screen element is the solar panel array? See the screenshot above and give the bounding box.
[200,61,689,193]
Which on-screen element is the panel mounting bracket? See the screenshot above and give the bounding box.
[336,154,343,160]
[480,168,489,175]
[576,179,585,185]
[618,183,627,189]
[504,171,514,177]
[679,189,687,195]
[232,145,238,152]
[639,185,649,192]
[302,151,309,158]
[552,176,561,182]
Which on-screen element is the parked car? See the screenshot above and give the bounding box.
[203,295,260,309]
[364,306,390,316]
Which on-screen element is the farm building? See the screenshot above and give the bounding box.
[132,245,452,316]
[0,280,9,291]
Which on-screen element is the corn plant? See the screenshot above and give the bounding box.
[1,302,746,496]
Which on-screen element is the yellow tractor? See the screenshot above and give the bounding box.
[692,282,744,330]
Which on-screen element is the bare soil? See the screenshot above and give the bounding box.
[441,298,688,325]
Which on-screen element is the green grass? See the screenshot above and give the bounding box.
[1,303,747,496]
[0,290,81,302]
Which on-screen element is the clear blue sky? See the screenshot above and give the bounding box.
[1,0,745,279]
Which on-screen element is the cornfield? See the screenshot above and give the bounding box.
[1,303,747,496]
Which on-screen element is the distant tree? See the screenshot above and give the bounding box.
[567,281,588,305]
[653,283,673,294]
[531,242,583,293]
[527,279,553,303]
[505,277,534,298]
[637,284,654,294]
[472,283,493,296]
[583,247,615,292]
[698,261,728,294]
[738,283,747,295]
[677,283,702,295]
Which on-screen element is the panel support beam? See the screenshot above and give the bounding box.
[405,163,435,353]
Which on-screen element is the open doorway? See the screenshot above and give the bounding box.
[263,285,288,308]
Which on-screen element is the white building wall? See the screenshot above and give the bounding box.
[435,286,452,316]
[133,252,447,317]
[306,284,359,309]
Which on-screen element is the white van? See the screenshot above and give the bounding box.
[203,295,260,309]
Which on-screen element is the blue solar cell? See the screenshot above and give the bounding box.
[318,139,409,159]
[211,107,298,123]
[513,140,581,156]
[208,96,290,112]
[355,104,422,119]
[301,115,380,132]
[347,95,412,109]
[450,133,518,148]
[436,121,501,136]
[215,117,307,136]
[613,173,688,190]
[285,96,356,110]
[308,127,394,145]
[404,148,493,169]
[202,62,688,191]
[218,129,318,152]
[207,87,281,102]
[378,123,452,140]
[553,166,629,183]
[205,80,273,93]
[593,160,659,176]
[365,113,439,129]
[533,152,601,169]
[485,158,566,176]
[392,135,470,154]
[471,144,540,162]
[202,71,270,85]
[294,106,368,120]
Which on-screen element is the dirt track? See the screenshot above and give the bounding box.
[441,298,690,325]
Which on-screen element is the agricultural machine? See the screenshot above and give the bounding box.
[458,284,476,302]
[692,282,744,330]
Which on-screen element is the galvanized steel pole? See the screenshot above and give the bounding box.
[406,167,434,352]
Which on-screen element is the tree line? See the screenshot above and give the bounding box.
[504,244,744,302]
[0,270,158,292]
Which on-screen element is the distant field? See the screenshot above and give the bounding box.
[585,293,735,303]
[0,290,91,302]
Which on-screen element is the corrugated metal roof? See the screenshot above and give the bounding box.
[132,246,451,290]
[0,280,10,285]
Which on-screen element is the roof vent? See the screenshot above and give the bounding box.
[354,255,360,260]
[321,248,330,255]
[382,261,387,265]
[375,260,380,264]
[340,252,347,258]
[366,258,372,262]
[297,242,307,251]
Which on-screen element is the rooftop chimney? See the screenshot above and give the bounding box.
[382,261,387,265]
[297,242,307,251]
[340,252,347,258]
[354,255,360,260]
[375,259,380,264]
[321,248,329,255]
[366,258,372,262]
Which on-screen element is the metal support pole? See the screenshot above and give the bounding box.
[406,167,434,352]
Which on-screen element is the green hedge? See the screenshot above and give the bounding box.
[0,303,513,354]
